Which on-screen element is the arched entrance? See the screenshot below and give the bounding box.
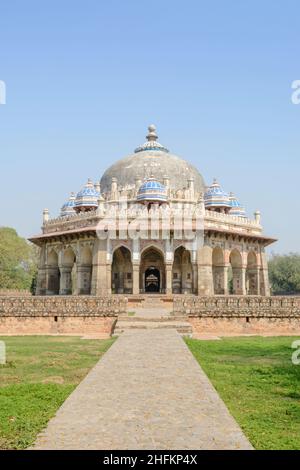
[140,247,165,294]
[172,246,193,294]
[78,246,92,295]
[246,251,259,295]
[46,249,60,295]
[111,246,133,294]
[229,248,243,295]
[60,247,76,295]
[145,267,160,292]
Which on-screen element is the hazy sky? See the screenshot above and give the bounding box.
[0,0,299,253]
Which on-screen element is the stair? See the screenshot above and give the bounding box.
[131,296,173,310]
[113,312,192,337]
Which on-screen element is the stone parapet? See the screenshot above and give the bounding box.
[0,289,32,297]
[173,295,300,317]
[0,296,126,317]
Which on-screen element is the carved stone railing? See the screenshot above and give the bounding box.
[42,208,263,238]
[173,295,300,317]
[204,210,262,235]
[0,296,127,317]
[43,211,100,234]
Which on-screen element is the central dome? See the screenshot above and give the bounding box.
[100,125,205,195]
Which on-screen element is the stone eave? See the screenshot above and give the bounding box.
[205,227,277,246]
[28,226,98,245]
[29,224,277,248]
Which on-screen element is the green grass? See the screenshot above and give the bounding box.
[0,336,115,449]
[186,336,300,450]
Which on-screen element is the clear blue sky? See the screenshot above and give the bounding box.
[0,0,299,253]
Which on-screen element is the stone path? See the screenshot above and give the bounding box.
[33,330,252,450]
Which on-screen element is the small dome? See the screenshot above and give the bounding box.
[204,179,231,209]
[60,193,76,217]
[75,179,99,212]
[137,177,168,203]
[229,192,246,217]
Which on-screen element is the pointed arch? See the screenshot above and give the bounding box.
[212,246,225,294]
[46,249,60,295]
[60,247,76,295]
[246,251,259,295]
[112,246,133,294]
[78,245,93,295]
[172,246,193,294]
[140,246,165,293]
[229,248,243,294]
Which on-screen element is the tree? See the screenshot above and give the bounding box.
[268,253,300,295]
[0,227,38,291]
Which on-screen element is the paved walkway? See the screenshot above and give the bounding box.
[33,330,252,450]
[128,307,173,318]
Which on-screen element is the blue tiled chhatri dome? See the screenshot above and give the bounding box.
[60,192,76,217]
[229,192,246,217]
[204,179,231,210]
[74,179,100,212]
[137,177,168,203]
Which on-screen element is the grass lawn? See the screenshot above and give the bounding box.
[186,336,300,450]
[0,336,115,450]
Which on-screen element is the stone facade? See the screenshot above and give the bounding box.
[31,209,274,298]
[30,125,276,298]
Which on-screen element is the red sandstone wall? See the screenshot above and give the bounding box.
[189,317,300,336]
[0,316,116,337]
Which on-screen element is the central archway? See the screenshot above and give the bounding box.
[140,247,165,294]
[145,267,160,292]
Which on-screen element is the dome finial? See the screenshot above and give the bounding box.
[134,124,169,153]
[147,124,158,142]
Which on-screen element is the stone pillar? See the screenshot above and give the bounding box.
[59,267,72,295]
[166,264,173,294]
[256,267,261,295]
[36,267,47,295]
[192,263,198,294]
[223,264,229,295]
[132,264,140,295]
[91,239,109,296]
[197,246,213,296]
[106,263,112,295]
[260,251,270,296]
[35,245,47,295]
[77,265,92,295]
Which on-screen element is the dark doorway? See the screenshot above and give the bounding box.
[145,268,160,293]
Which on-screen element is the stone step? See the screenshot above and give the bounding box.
[113,320,193,337]
[118,315,188,322]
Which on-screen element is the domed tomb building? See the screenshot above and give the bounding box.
[30,125,276,296]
